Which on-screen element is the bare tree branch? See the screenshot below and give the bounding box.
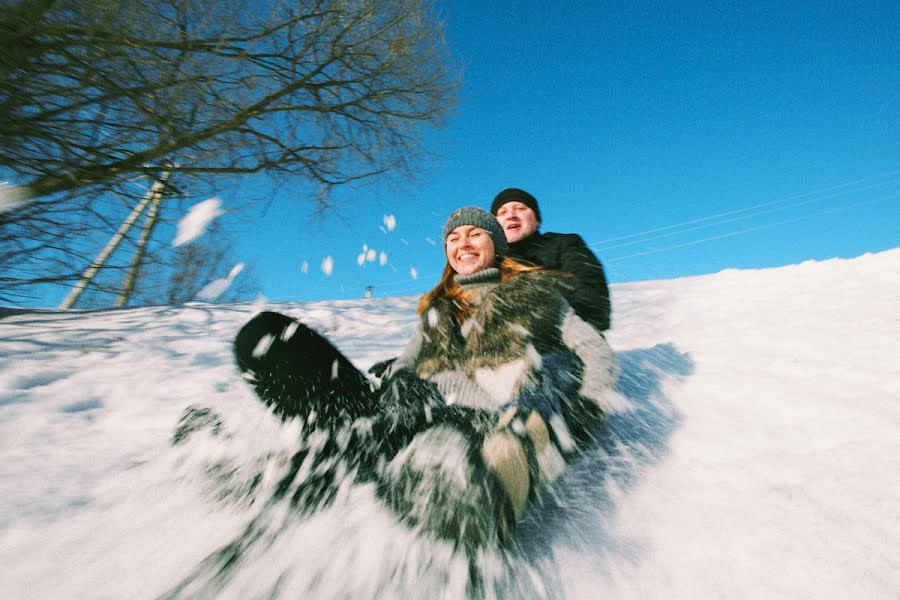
[1,0,458,200]
[1,0,457,306]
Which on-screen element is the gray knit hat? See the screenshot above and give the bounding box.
[441,206,508,258]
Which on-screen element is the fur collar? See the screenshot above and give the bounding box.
[415,270,566,379]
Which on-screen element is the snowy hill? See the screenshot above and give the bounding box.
[1,249,898,599]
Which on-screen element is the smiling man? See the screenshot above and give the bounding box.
[491,188,611,332]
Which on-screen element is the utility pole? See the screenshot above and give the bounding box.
[116,184,164,307]
[59,172,171,309]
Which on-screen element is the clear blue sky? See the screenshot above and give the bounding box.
[223,0,898,303]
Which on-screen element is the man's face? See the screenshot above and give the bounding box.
[495,201,539,244]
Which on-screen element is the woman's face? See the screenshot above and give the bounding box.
[446,225,496,276]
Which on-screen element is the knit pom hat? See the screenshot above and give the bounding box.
[490,188,541,222]
[442,206,508,258]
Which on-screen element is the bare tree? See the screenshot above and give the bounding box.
[0,0,457,305]
[2,0,457,200]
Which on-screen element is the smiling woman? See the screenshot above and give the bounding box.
[442,206,506,275]
[445,225,495,275]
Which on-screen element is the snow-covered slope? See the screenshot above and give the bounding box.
[1,249,898,599]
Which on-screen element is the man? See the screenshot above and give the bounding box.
[491,188,611,333]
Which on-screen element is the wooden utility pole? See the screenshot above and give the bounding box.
[59,172,171,309]
[115,185,164,307]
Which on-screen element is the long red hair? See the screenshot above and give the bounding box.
[417,257,542,324]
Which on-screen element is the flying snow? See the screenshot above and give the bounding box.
[383,214,397,231]
[251,333,275,358]
[196,263,245,302]
[379,252,388,266]
[281,321,299,342]
[300,261,309,274]
[358,246,379,266]
[173,197,224,246]
[321,256,334,276]
[410,268,418,279]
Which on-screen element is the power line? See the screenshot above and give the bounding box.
[588,169,900,251]
[605,193,899,263]
[595,177,899,252]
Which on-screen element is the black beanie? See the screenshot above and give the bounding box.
[490,188,541,222]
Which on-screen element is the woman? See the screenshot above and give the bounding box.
[232,207,621,549]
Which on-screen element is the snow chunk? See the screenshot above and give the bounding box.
[549,414,575,453]
[475,359,528,405]
[321,256,334,276]
[281,321,299,342]
[251,333,275,358]
[196,263,244,301]
[173,197,224,246]
[383,214,397,231]
[410,268,418,280]
[366,249,376,262]
[379,252,388,266]
[300,260,309,274]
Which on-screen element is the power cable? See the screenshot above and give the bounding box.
[606,193,899,263]
[588,169,900,251]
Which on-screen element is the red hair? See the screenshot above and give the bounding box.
[417,257,542,324]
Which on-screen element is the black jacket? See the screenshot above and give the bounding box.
[506,232,611,332]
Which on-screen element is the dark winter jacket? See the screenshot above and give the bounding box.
[506,232,611,332]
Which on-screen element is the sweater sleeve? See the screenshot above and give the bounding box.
[559,304,628,413]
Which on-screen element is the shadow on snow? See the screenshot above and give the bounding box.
[495,343,693,599]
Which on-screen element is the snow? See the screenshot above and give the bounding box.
[196,262,244,302]
[321,256,334,276]
[1,249,898,599]
[173,197,224,246]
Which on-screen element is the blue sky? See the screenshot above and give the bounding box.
[190,1,899,302]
